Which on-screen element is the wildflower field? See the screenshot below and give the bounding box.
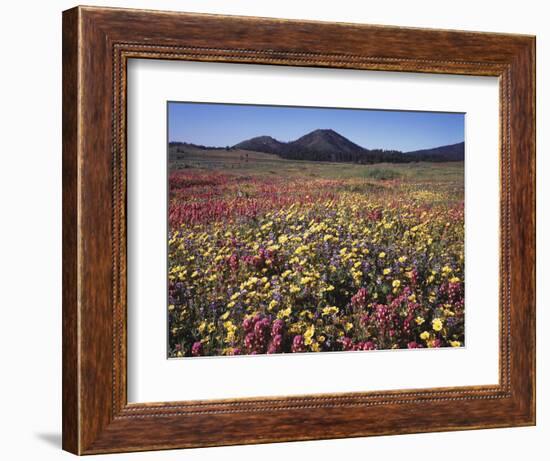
[168,149,464,357]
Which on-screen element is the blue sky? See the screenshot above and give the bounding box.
[168,102,464,152]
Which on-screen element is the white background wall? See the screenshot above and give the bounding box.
[0,0,546,459]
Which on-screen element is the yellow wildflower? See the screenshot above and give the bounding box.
[432,318,443,332]
[311,342,321,352]
[277,307,291,319]
[322,306,339,316]
[304,324,315,345]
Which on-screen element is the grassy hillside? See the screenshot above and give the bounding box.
[169,147,464,184]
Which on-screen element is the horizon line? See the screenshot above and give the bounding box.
[168,127,465,153]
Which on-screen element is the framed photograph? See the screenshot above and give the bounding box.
[62,6,535,455]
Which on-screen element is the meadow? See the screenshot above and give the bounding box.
[168,148,465,357]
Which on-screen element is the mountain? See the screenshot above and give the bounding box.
[288,129,364,155]
[281,129,368,162]
[234,129,404,163]
[406,142,465,161]
[170,130,465,164]
[233,136,286,155]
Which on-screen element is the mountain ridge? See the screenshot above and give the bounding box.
[405,142,465,161]
[171,129,464,163]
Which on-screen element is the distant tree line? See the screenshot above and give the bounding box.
[169,142,233,152]
[277,147,463,164]
[169,140,464,164]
